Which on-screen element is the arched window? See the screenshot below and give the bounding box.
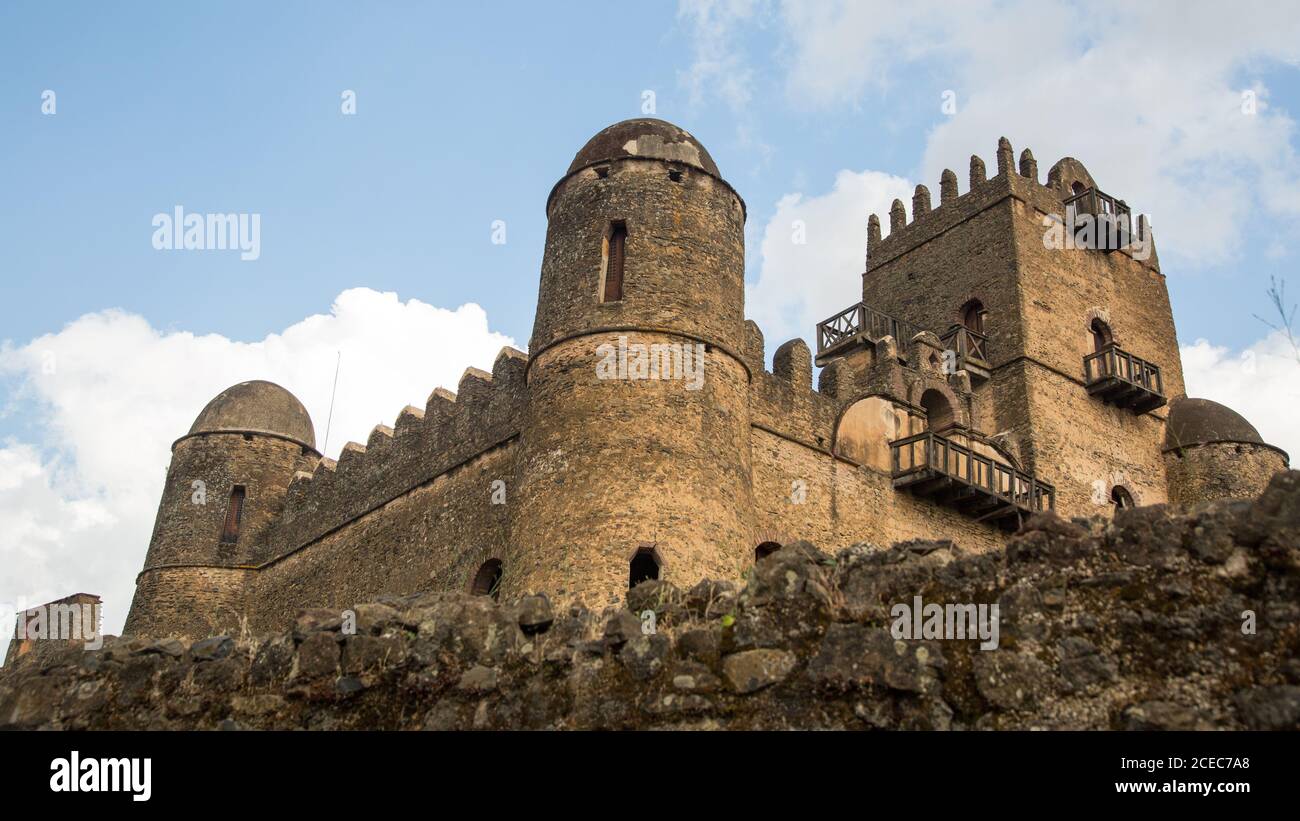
[960,300,985,335]
[1090,318,1113,353]
[1110,486,1134,510]
[920,389,955,432]
[755,541,781,561]
[1071,181,1086,195]
[629,547,660,589]
[470,559,503,599]
[601,221,627,303]
[220,485,245,544]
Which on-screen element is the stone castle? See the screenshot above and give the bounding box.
[121,118,1289,639]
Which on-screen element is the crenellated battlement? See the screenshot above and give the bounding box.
[259,346,529,565]
[866,137,1158,274]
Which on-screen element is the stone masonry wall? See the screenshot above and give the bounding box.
[1166,443,1289,508]
[252,442,517,635]
[8,470,1297,731]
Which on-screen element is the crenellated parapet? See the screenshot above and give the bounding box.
[260,346,529,564]
[865,137,1159,274]
[746,313,978,465]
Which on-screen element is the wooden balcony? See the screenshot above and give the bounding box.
[1083,344,1166,414]
[891,431,1055,529]
[816,301,919,366]
[939,325,990,382]
[1062,186,1133,252]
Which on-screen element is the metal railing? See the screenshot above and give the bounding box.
[890,431,1055,513]
[1083,344,1164,396]
[816,301,919,356]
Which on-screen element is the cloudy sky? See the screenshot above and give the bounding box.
[2,1,1299,636]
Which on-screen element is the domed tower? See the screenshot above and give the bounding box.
[1163,397,1289,506]
[125,381,319,638]
[508,118,756,608]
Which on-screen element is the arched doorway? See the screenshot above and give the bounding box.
[1090,318,1113,353]
[960,300,985,335]
[629,548,660,589]
[470,559,503,599]
[920,389,955,432]
[1110,486,1134,511]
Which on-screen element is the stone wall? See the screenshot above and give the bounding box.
[252,441,518,634]
[7,470,1297,731]
[1166,443,1289,507]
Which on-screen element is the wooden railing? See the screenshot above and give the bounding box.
[939,324,989,364]
[816,301,919,357]
[890,431,1055,513]
[1083,344,1163,396]
[1063,186,1133,251]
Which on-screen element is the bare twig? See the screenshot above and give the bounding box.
[1252,276,1300,366]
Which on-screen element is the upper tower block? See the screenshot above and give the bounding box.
[831,138,1181,519]
[125,381,319,638]
[530,118,748,359]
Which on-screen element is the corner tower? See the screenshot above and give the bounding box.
[509,119,756,607]
[854,142,1182,517]
[125,381,319,638]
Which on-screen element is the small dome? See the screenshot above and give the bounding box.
[1164,397,1263,450]
[568,118,720,177]
[189,380,316,449]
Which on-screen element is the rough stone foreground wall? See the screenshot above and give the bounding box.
[5,470,1298,731]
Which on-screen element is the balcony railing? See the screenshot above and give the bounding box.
[1062,186,1133,252]
[816,301,919,360]
[939,324,989,366]
[1083,344,1167,413]
[891,431,1054,526]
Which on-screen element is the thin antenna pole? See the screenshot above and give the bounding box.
[323,351,341,455]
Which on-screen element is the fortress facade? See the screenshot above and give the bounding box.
[123,119,1289,639]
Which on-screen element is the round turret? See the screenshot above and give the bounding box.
[1163,397,1288,506]
[125,381,319,638]
[508,118,756,607]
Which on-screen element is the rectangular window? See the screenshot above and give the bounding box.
[603,221,626,302]
[220,485,246,544]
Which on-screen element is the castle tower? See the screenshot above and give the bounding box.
[124,381,319,638]
[507,118,756,608]
[856,145,1183,517]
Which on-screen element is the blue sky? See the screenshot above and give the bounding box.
[2,0,1299,633]
[4,3,1297,358]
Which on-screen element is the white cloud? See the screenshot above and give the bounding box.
[0,288,516,639]
[1180,331,1300,458]
[747,168,913,351]
[686,0,1300,265]
[677,0,767,111]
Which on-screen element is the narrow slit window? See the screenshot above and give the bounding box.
[220,485,246,544]
[603,221,627,302]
